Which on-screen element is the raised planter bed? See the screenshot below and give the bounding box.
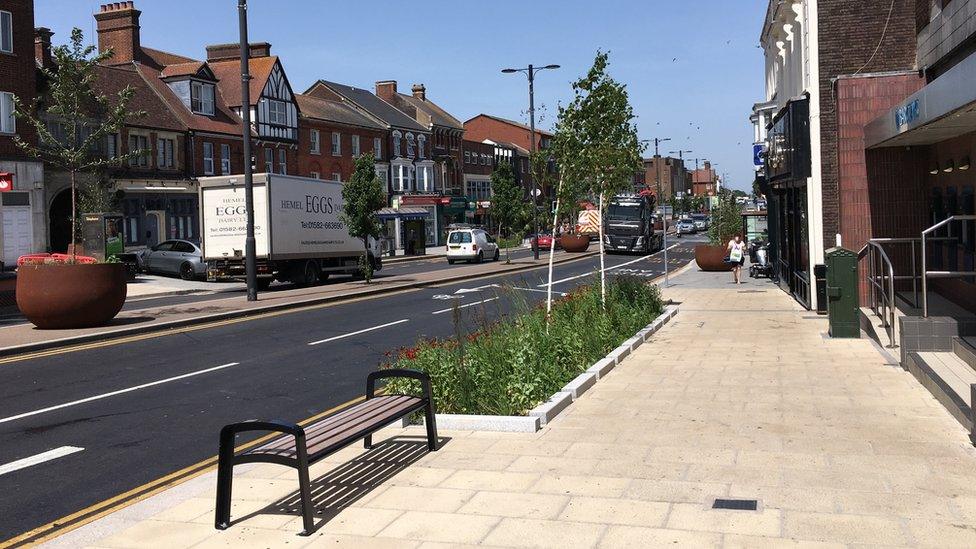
[404,304,679,432]
[695,245,734,272]
[559,234,591,253]
[17,263,127,329]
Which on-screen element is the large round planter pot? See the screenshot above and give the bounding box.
[559,234,591,253]
[694,245,735,272]
[17,263,127,329]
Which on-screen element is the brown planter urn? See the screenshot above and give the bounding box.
[17,263,127,329]
[559,234,591,253]
[694,245,735,272]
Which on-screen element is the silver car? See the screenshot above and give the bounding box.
[141,239,207,280]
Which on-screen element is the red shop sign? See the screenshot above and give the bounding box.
[0,172,13,192]
[399,195,445,206]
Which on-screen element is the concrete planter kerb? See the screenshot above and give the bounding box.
[405,304,679,433]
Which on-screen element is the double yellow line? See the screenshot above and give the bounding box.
[0,394,367,548]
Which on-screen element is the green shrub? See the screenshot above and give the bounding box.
[383,276,664,415]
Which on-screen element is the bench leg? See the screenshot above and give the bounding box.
[364,434,372,450]
[296,448,315,536]
[424,402,438,451]
[214,429,235,529]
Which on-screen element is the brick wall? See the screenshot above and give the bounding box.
[462,140,493,177]
[0,0,37,159]
[463,115,547,154]
[818,0,919,249]
[297,118,385,181]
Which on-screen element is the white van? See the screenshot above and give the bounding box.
[446,228,500,264]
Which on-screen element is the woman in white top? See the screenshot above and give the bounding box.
[727,234,746,284]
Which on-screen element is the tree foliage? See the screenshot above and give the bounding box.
[707,189,743,246]
[14,29,145,258]
[341,152,386,283]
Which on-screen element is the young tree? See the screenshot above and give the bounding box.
[488,161,522,264]
[708,189,743,246]
[341,152,387,283]
[557,51,643,307]
[14,29,145,260]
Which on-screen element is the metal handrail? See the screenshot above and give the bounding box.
[922,215,976,317]
[858,241,897,348]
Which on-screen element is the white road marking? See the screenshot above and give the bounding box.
[0,362,240,425]
[308,319,409,346]
[509,286,567,296]
[538,245,679,288]
[432,297,499,315]
[0,446,85,476]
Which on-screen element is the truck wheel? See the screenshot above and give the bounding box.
[318,271,330,283]
[291,261,319,287]
[179,262,196,281]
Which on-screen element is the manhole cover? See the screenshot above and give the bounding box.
[712,498,758,511]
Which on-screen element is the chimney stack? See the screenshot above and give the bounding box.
[35,27,54,69]
[94,1,141,65]
[411,83,426,101]
[375,81,397,102]
[206,42,272,62]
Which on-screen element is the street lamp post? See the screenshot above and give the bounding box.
[502,63,559,260]
[669,149,693,214]
[238,0,257,301]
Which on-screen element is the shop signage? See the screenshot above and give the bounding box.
[399,195,447,206]
[0,172,13,192]
[477,201,491,209]
[766,97,811,183]
[894,99,920,131]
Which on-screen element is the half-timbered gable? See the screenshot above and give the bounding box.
[255,60,298,142]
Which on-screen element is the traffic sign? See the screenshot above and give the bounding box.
[753,144,765,167]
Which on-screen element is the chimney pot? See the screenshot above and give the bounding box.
[94,1,142,64]
[411,83,426,101]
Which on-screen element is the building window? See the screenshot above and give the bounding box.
[464,151,470,164]
[310,171,320,179]
[374,137,382,160]
[190,82,215,115]
[0,91,15,134]
[264,148,273,172]
[220,143,231,174]
[278,149,287,175]
[157,138,175,168]
[392,131,402,157]
[125,216,139,244]
[406,133,415,158]
[128,135,149,167]
[417,165,432,193]
[0,11,11,54]
[268,99,288,125]
[417,135,426,159]
[310,129,320,154]
[331,132,341,156]
[106,133,118,159]
[332,172,341,182]
[202,142,214,175]
[352,135,360,157]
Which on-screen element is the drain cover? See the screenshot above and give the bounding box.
[712,498,758,511]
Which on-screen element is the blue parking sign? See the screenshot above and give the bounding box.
[753,143,765,167]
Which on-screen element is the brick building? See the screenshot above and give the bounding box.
[691,161,718,197]
[462,139,495,225]
[0,0,45,267]
[752,0,918,310]
[295,93,386,183]
[642,156,690,199]
[463,114,553,196]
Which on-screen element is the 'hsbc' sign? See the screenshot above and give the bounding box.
[0,172,13,192]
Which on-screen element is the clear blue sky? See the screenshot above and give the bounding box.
[36,0,767,191]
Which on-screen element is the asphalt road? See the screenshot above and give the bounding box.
[0,236,703,539]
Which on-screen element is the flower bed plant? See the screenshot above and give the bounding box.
[384,276,663,416]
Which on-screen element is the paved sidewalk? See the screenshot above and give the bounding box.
[43,268,976,548]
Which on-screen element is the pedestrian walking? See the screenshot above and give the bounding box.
[727,234,746,284]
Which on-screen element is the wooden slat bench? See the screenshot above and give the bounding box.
[214,369,437,535]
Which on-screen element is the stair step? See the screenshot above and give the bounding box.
[907,351,975,431]
[955,337,976,371]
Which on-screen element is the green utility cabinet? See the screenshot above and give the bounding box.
[825,247,860,338]
[81,212,124,261]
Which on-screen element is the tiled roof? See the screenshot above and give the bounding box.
[315,80,427,132]
[133,64,243,135]
[94,64,183,131]
[159,61,206,79]
[209,56,279,108]
[138,47,197,70]
[394,93,463,130]
[464,113,554,137]
[295,94,384,130]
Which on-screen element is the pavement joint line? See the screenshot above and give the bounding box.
[0,251,599,362]
[0,362,241,425]
[0,446,84,477]
[432,297,499,315]
[308,319,410,346]
[0,393,370,548]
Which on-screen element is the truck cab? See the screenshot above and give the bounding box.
[603,193,663,254]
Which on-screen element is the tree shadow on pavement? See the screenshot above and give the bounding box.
[232,435,450,533]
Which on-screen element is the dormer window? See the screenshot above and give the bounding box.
[191,81,215,115]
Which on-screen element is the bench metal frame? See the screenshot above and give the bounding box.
[214,369,437,535]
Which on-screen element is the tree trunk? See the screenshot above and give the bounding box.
[598,192,606,308]
[70,170,77,263]
[545,177,563,324]
[363,238,371,284]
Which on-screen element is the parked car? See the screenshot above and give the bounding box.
[676,219,697,235]
[446,228,500,264]
[690,214,709,231]
[529,233,560,251]
[141,239,207,280]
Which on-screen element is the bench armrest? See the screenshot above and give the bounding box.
[220,419,306,440]
[367,368,432,402]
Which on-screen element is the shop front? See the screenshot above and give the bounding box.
[397,195,449,248]
[114,179,199,250]
[765,96,813,308]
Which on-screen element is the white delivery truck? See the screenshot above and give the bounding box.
[198,173,381,289]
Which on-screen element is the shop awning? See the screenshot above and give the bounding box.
[377,207,430,221]
[866,53,976,149]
